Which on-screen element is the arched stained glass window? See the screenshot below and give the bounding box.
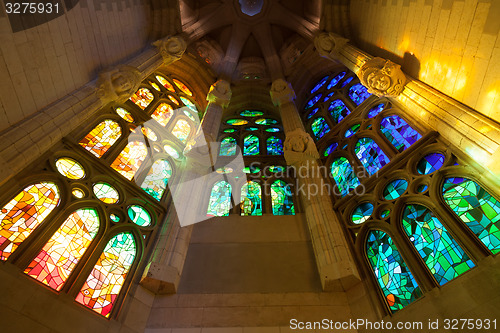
[311,117,330,140]
[380,116,422,152]
[402,204,475,285]
[207,181,232,217]
[110,141,148,180]
[151,103,174,126]
[327,72,347,89]
[173,79,193,96]
[0,183,60,261]
[330,157,361,197]
[140,159,172,200]
[220,137,238,156]
[172,119,191,143]
[130,88,154,110]
[270,180,295,215]
[329,99,351,124]
[366,230,421,313]
[76,232,136,317]
[240,181,262,216]
[355,138,390,176]
[156,75,175,92]
[79,120,122,158]
[24,208,100,291]
[311,76,329,94]
[443,178,500,254]
[266,136,283,155]
[348,83,371,105]
[244,135,259,156]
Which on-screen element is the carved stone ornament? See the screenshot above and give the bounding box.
[153,35,187,64]
[357,57,407,97]
[270,79,296,106]
[314,32,349,60]
[206,80,232,107]
[96,65,141,104]
[284,129,319,165]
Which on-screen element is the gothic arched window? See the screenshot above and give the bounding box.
[348,83,372,105]
[402,204,475,285]
[110,141,148,180]
[354,137,390,176]
[130,88,154,109]
[270,180,295,215]
[79,120,122,158]
[442,177,500,254]
[366,230,422,313]
[311,117,330,140]
[171,119,192,143]
[380,115,422,152]
[330,157,361,196]
[140,159,173,200]
[240,181,262,216]
[266,136,283,155]
[244,135,260,156]
[220,137,238,156]
[207,181,232,217]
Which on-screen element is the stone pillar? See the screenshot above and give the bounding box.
[314,32,500,183]
[270,79,360,291]
[141,80,232,294]
[0,35,187,188]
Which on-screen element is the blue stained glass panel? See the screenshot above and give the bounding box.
[349,83,372,105]
[311,76,329,94]
[345,124,361,138]
[306,94,322,109]
[323,143,338,157]
[307,108,319,119]
[383,179,408,200]
[330,157,361,196]
[352,203,373,224]
[402,204,475,285]
[355,138,390,175]
[328,72,347,89]
[267,136,283,155]
[329,99,351,124]
[340,77,353,88]
[311,117,330,140]
[367,103,386,118]
[220,137,238,156]
[381,116,422,152]
[323,92,335,102]
[417,153,445,175]
[244,135,259,155]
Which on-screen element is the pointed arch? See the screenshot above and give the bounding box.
[270,180,295,215]
[329,99,351,124]
[151,103,174,126]
[130,88,154,109]
[207,181,232,217]
[79,120,122,158]
[402,204,475,285]
[0,182,60,261]
[240,181,262,216]
[330,157,361,196]
[140,159,173,200]
[172,119,191,143]
[110,141,148,180]
[266,136,283,155]
[311,117,330,140]
[348,83,371,105]
[355,137,390,176]
[220,137,238,156]
[24,208,100,291]
[380,115,422,152]
[243,135,260,156]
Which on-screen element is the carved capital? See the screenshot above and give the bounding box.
[284,129,319,165]
[270,79,296,106]
[153,35,187,64]
[357,57,407,97]
[314,32,349,60]
[206,80,232,107]
[96,65,141,104]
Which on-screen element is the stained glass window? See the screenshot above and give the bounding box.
[207,181,232,217]
[79,120,122,158]
[311,117,330,140]
[227,119,248,126]
[243,165,261,174]
[417,153,445,175]
[163,145,180,159]
[345,124,361,138]
[224,129,237,133]
[270,180,295,215]
[180,97,197,112]
[265,127,280,133]
[115,108,134,123]
[355,138,390,176]
[25,208,100,291]
[324,143,338,157]
[349,84,371,105]
[329,99,350,124]
[266,136,283,155]
[173,79,193,96]
[246,127,259,131]
[307,108,319,119]
[323,92,335,102]
[367,103,385,118]
[216,167,233,174]
[330,157,361,196]
[220,137,238,156]
[244,135,259,156]
[352,203,374,224]
[240,181,262,216]
[380,116,421,152]
[402,204,475,285]
[72,189,85,198]
[306,94,322,109]
[140,127,157,142]
[327,72,347,89]
[340,77,353,88]
[168,95,180,106]
[443,178,500,254]
[55,158,86,180]
[240,110,264,117]
[76,232,136,317]
[383,179,408,200]
[255,118,278,125]
[141,159,172,200]
[311,76,329,94]
[183,111,196,122]
[93,183,120,204]
[130,88,154,110]
[172,119,191,143]
[150,81,160,91]
[0,183,60,261]
[366,230,421,313]
[110,141,148,180]
[156,75,175,92]
[128,205,151,227]
[151,103,174,126]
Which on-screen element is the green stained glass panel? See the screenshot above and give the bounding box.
[323,143,338,157]
[366,230,422,313]
[244,135,259,156]
[270,180,295,215]
[402,204,475,285]
[443,178,500,254]
[220,137,238,156]
[329,99,350,124]
[245,127,259,131]
[128,205,152,227]
[345,124,361,138]
[255,118,278,125]
[224,129,237,133]
[140,159,172,200]
[311,117,330,140]
[383,179,408,200]
[330,157,361,196]
[266,136,283,155]
[240,181,262,216]
[417,153,445,175]
[352,203,373,224]
[355,138,390,176]
[207,181,232,217]
[240,110,264,117]
[227,119,249,126]
[265,127,280,133]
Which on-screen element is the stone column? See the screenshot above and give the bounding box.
[314,32,500,183]
[270,79,360,291]
[141,80,232,294]
[0,35,187,188]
